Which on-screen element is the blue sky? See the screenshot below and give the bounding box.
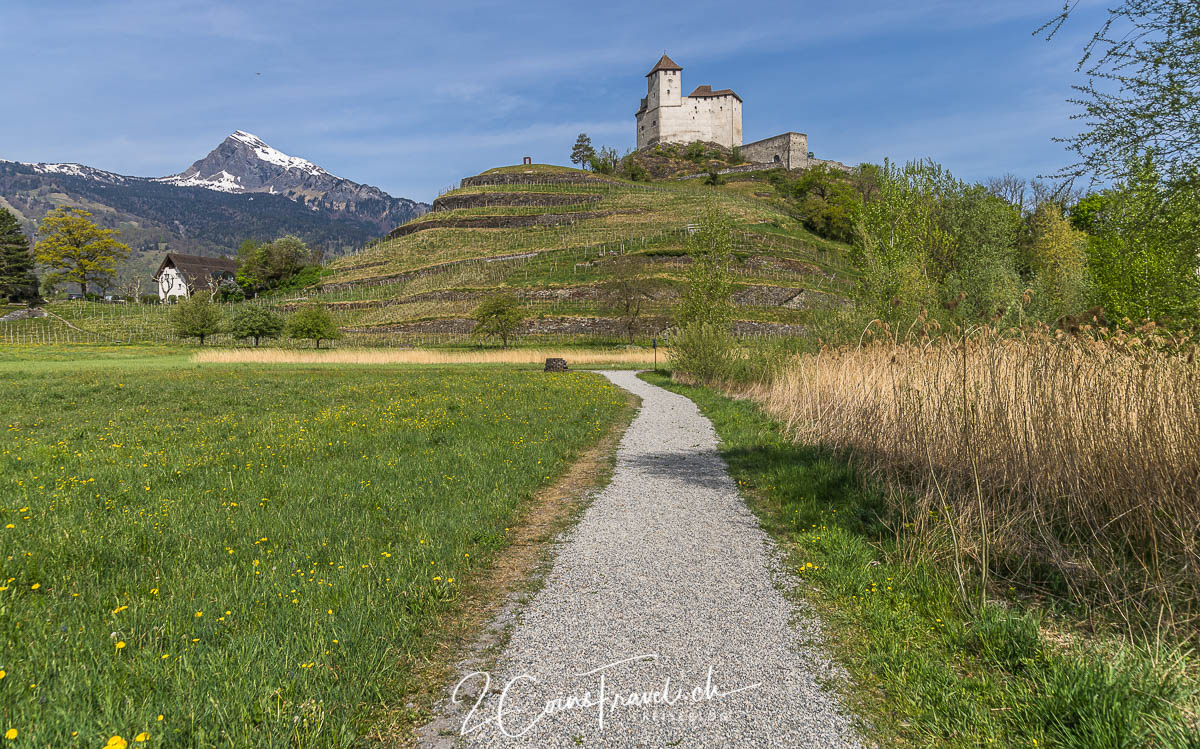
[0,0,1107,203]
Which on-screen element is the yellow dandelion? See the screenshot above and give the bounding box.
[115,641,126,650]
[30,583,40,590]
[105,736,127,749]
[134,732,150,742]
[3,728,15,740]
[194,611,203,618]
[156,715,163,722]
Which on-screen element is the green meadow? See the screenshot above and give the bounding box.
[0,357,625,747]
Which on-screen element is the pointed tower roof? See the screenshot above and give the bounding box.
[646,54,683,77]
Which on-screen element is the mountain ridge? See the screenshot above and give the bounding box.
[1,132,428,285]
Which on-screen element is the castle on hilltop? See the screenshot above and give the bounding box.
[635,54,845,171]
[636,54,742,150]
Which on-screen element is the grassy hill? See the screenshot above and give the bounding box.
[4,163,858,348]
[310,164,855,345]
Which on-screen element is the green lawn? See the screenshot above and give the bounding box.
[643,372,1199,748]
[0,363,626,747]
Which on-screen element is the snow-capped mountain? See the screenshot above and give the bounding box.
[22,162,129,184]
[155,131,423,226]
[158,131,334,195]
[1,132,428,262]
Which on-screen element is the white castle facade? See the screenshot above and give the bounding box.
[635,54,743,149]
[634,54,848,172]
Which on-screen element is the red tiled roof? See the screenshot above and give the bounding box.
[688,85,742,102]
[646,54,683,77]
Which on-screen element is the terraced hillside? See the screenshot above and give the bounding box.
[310,164,856,345]
[2,164,858,348]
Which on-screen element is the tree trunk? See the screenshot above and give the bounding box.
[199,335,205,346]
[254,336,260,347]
[79,282,87,297]
[316,339,321,349]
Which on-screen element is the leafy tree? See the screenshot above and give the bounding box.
[285,306,341,349]
[226,305,284,346]
[855,160,1023,324]
[1078,157,1200,321]
[169,292,222,345]
[1040,1,1200,182]
[589,147,620,175]
[0,207,39,303]
[1025,202,1090,320]
[771,164,864,243]
[33,208,130,295]
[214,278,245,303]
[601,256,662,343]
[677,203,735,328]
[570,133,595,169]
[236,235,314,292]
[471,293,524,348]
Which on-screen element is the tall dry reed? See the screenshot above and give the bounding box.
[750,326,1200,640]
[192,347,666,367]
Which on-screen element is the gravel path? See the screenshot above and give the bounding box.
[427,371,863,748]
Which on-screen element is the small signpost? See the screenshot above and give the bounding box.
[652,337,657,372]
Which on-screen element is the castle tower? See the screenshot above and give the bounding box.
[637,54,683,149]
[646,53,683,112]
[635,54,742,150]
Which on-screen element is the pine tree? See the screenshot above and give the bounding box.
[0,207,39,303]
[570,133,595,169]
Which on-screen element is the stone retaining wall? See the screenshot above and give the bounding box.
[387,211,609,240]
[460,173,605,188]
[432,192,602,212]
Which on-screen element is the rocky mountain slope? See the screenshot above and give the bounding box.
[0,132,428,285]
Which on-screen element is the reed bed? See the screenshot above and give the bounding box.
[192,346,668,367]
[750,327,1200,640]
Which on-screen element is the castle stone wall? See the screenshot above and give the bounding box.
[740,133,809,169]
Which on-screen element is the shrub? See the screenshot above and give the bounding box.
[621,157,649,182]
[669,322,735,385]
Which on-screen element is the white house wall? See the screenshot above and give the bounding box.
[157,267,189,300]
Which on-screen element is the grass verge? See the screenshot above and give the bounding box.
[641,371,1199,748]
[0,365,626,747]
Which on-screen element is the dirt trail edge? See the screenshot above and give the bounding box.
[417,370,862,748]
